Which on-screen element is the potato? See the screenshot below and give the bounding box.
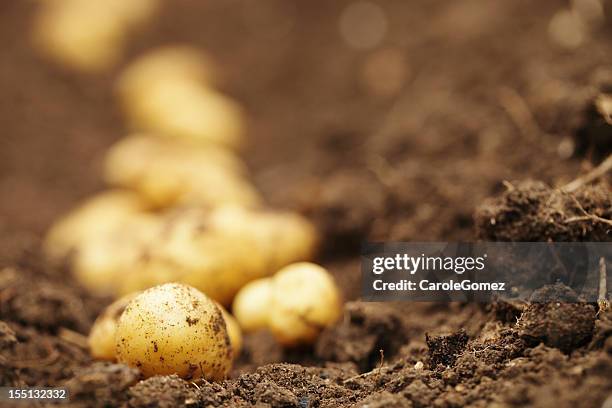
[122,79,245,148]
[104,135,246,183]
[33,1,126,72]
[217,304,243,357]
[104,135,260,209]
[117,206,317,307]
[72,213,162,295]
[268,262,341,346]
[208,206,318,273]
[117,46,216,103]
[89,294,240,362]
[33,0,159,72]
[105,0,160,27]
[116,283,232,380]
[88,294,136,360]
[232,278,272,333]
[117,208,261,305]
[44,190,148,260]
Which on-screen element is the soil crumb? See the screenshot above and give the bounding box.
[475,180,612,241]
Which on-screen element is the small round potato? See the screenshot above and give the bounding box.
[117,46,216,103]
[44,190,148,260]
[33,0,159,72]
[115,283,232,380]
[104,135,247,184]
[123,79,245,148]
[232,278,273,333]
[117,208,261,305]
[208,206,319,274]
[72,213,161,295]
[88,294,136,360]
[104,135,260,209]
[33,1,126,72]
[268,263,341,346]
[116,207,317,307]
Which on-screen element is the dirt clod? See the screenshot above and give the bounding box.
[426,330,469,369]
[63,362,140,407]
[475,180,612,242]
[518,285,596,353]
[316,302,408,371]
[128,375,200,408]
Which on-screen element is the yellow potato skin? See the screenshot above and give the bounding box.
[104,135,260,209]
[116,207,318,307]
[88,294,136,361]
[33,0,159,72]
[217,305,243,357]
[44,190,147,260]
[232,278,273,333]
[72,213,161,295]
[116,46,216,102]
[33,1,125,72]
[268,262,341,347]
[116,208,259,305]
[115,283,232,380]
[120,77,245,149]
[208,206,319,275]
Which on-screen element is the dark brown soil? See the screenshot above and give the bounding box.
[1,0,612,407]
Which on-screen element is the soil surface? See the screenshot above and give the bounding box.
[1,0,612,407]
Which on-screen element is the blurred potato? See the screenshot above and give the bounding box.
[232,278,273,333]
[32,0,159,72]
[117,46,217,102]
[118,208,260,305]
[88,293,137,361]
[121,80,246,148]
[268,262,342,346]
[33,1,126,72]
[72,213,162,295]
[104,135,260,209]
[117,206,317,306]
[105,0,160,27]
[44,190,148,260]
[208,205,319,273]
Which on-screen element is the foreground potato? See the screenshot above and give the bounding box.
[44,190,147,260]
[104,135,260,208]
[232,278,273,332]
[116,283,232,380]
[268,263,341,346]
[88,294,136,360]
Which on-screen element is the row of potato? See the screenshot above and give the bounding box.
[41,43,342,377]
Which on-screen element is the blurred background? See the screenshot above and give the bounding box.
[1,0,611,252]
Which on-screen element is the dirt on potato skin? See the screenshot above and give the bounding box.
[1,0,612,407]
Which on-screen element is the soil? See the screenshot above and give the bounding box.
[1,0,612,407]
